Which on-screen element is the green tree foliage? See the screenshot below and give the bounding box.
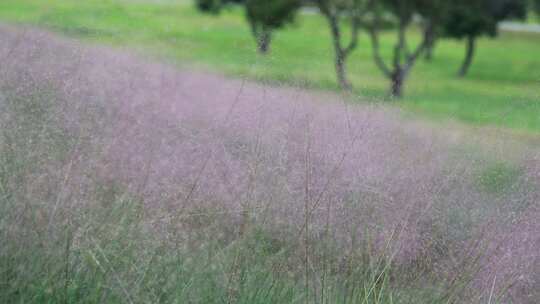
[195,0,301,54]
[245,0,301,54]
[195,0,223,13]
[534,0,540,13]
[442,0,527,77]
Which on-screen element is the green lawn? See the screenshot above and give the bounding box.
[1,0,539,132]
[528,11,540,23]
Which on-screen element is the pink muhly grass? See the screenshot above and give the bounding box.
[1,25,538,303]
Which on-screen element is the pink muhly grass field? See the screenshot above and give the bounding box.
[0,26,538,303]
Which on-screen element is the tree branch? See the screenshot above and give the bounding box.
[404,30,429,72]
[368,13,391,78]
[344,17,360,56]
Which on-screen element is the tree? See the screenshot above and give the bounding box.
[245,0,301,54]
[422,26,437,61]
[415,0,449,61]
[196,0,223,13]
[531,0,540,14]
[195,0,301,54]
[315,0,375,90]
[442,0,527,77]
[366,0,432,97]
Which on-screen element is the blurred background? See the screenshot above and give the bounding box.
[0,0,539,132]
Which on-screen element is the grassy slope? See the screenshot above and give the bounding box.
[0,0,539,132]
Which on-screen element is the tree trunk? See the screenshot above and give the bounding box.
[423,20,437,62]
[390,69,404,98]
[324,13,353,91]
[424,41,435,61]
[256,29,272,54]
[335,50,351,91]
[458,35,476,77]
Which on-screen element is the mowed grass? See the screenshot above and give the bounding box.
[527,11,540,23]
[0,0,539,132]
